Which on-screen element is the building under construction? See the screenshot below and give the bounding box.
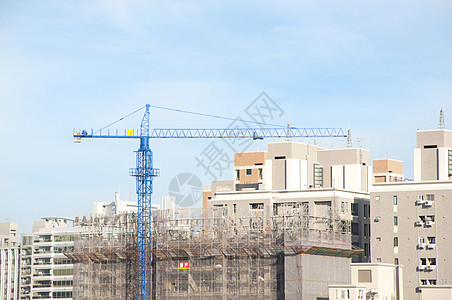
[67,205,361,300]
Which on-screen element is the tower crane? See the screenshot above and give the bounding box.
[74,104,346,299]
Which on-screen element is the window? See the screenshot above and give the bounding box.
[53,258,71,265]
[250,203,264,210]
[394,216,398,226]
[428,237,436,244]
[358,270,372,283]
[258,168,263,179]
[364,243,370,257]
[428,258,436,266]
[364,205,368,218]
[246,169,252,175]
[449,150,452,176]
[429,280,437,285]
[394,258,399,265]
[376,237,381,242]
[421,280,428,285]
[375,196,380,201]
[364,224,368,237]
[393,195,398,205]
[341,202,345,214]
[233,204,237,214]
[351,223,359,235]
[426,194,435,201]
[394,237,399,247]
[53,269,73,276]
[236,169,240,180]
[352,203,359,216]
[52,292,72,298]
[376,258,381,262]
[302,202,309,215]
[421,258,427,265]
[314,163,323,187]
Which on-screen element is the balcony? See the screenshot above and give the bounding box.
[425,265,436,271]
[423,200,433,207]
[425,220,434,227]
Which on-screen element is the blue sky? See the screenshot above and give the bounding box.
[1,1,451,236]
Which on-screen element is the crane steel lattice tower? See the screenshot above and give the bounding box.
[73,104,347,299]
[129,104,159,299]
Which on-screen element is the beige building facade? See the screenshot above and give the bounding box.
[329,263,403,300]
[373,158,404,183]
[371,129,452,300]
[414,129,452,181]
[206,141,372,263]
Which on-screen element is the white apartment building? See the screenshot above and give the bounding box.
[19,217,77,300]
[329,263,403,300]
[1,222,20,300]
[19,193,146,300]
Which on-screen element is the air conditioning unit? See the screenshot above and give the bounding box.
[426,265,436,271]
[417,243,426,249]
[415,220,424,226]
[425,220,433,227]
[426,244,435,249]
[424,200,433,207]
[418,265,426,271]
[416,199,425,205]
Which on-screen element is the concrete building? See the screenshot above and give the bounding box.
[372,158,404,183]
[206,141,372,263]
[371,129,452,300]
[1,222,20,300]
[19,217,77,300]
[0,222,18,247]
[68,206,359,300]
[94,191,160,216]
[414,129,452,181]
[329,263,403,300]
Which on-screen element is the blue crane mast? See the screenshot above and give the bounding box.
[74,104,347,299]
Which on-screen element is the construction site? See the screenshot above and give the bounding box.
[66,204,361,300]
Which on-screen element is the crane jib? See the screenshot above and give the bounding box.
[74,104,347,299]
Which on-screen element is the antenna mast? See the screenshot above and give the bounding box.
[439,108,445,129]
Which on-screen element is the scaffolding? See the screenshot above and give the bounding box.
[68,205,360,299]
[68,213,137,300]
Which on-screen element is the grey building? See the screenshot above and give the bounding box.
[371,129,452,300]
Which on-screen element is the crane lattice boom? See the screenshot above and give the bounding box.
[74,103,346,299]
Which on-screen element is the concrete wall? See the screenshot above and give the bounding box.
[373,159,403,175]
[420,285,452,300]
[415,130,452,181]
[371,181,452,300]
[285,255,351,300]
